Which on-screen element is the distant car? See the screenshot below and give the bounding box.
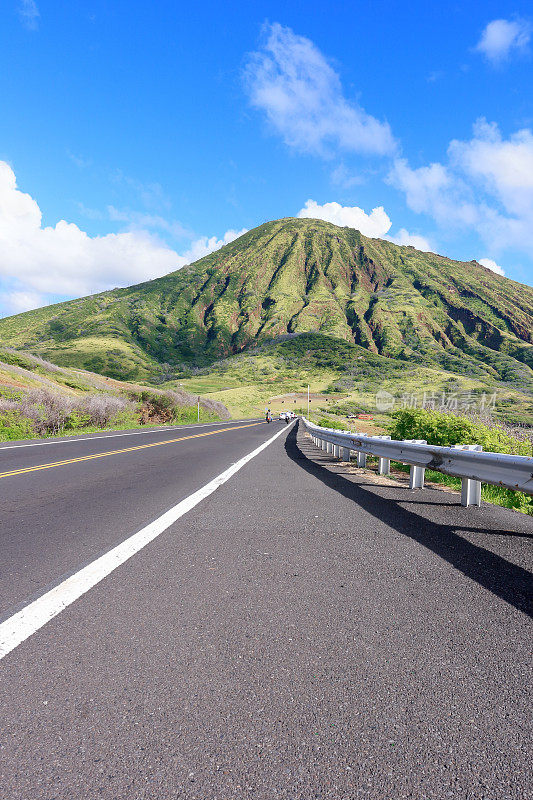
[279,411,296,420]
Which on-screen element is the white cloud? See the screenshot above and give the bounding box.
[297,199,392,237]
[3,291,47,314]
[388,159,479,226]
[245,23,396,157]
[18,0,39,30]
[0,162,247,316]
[449,119,533,219]
[389,120,533,258]
[479,258,505,276]
[296,199,432,250]
[387,228,432,251]
[478,258,505,275]
[181,229,248,263]
[475,18,531,64]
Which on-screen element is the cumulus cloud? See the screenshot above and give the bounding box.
[389,119,533,258]
[245,23,396,157]
[297,199,391,237]
[18,0,39,30]
[478,258,505,276]
[387,228,432,251]
[475,18,531,64]
[296,199,431,250]
[388,160,479,226]
[449,119,533,219]
[2,291,47,314]
[181,230,248,263]
[0,162,247,315]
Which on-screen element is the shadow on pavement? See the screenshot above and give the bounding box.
[285,424,533,618]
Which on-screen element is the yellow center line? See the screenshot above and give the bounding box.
[0,422,264,480]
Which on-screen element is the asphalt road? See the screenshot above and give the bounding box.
[0,418,268,618]
[0,420,531,799]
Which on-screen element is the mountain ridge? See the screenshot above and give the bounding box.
[0,217,532,390]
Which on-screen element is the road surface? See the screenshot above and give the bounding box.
[0,420,531,799]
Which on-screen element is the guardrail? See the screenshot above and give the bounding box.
[301,417,533,507]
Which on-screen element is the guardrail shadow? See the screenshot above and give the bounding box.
[286,425,532,618]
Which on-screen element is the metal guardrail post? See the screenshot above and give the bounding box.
[378,457,390,475]
[404,440,427,488]
[453,444,483,506]
[462,478,482,507]
[377,436,391,475]
[342,447,351,461]
[301,418,532,501]
[409,465,426,489]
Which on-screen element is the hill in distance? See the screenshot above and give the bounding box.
[0,217,532,411]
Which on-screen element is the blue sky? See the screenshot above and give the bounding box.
[0,1,532,316]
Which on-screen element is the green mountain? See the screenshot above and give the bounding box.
[0,217,532,392]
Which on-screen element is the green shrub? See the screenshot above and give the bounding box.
[388,408,532,456]
[65,410,92,429]
[388,408,532,514]
[173,405,218,424]
[0,412,35,441]
[317,417,347,430]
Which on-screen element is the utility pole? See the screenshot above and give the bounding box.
[197,396,200,423]
[307,384,310,418]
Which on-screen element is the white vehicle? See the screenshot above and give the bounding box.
[279,411,296,421]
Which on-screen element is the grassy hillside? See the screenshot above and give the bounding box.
[0,347,230,441]
[0,218,532,396]
[170,333,533,425]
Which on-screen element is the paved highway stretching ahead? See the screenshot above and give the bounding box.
[0,419,531,799]
[0,419,269,619]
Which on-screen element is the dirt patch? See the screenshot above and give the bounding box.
[0,377,28,389]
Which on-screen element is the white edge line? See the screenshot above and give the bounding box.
[0,420,295,660]
[0,419,263,450]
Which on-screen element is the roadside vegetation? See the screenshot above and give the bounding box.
[0,347,230,442]
[387,407,533,515]
[312,406,533,515]
[0,389,227,442]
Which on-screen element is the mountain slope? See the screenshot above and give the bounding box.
[174,333,533,423]
[0,217,532,389]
